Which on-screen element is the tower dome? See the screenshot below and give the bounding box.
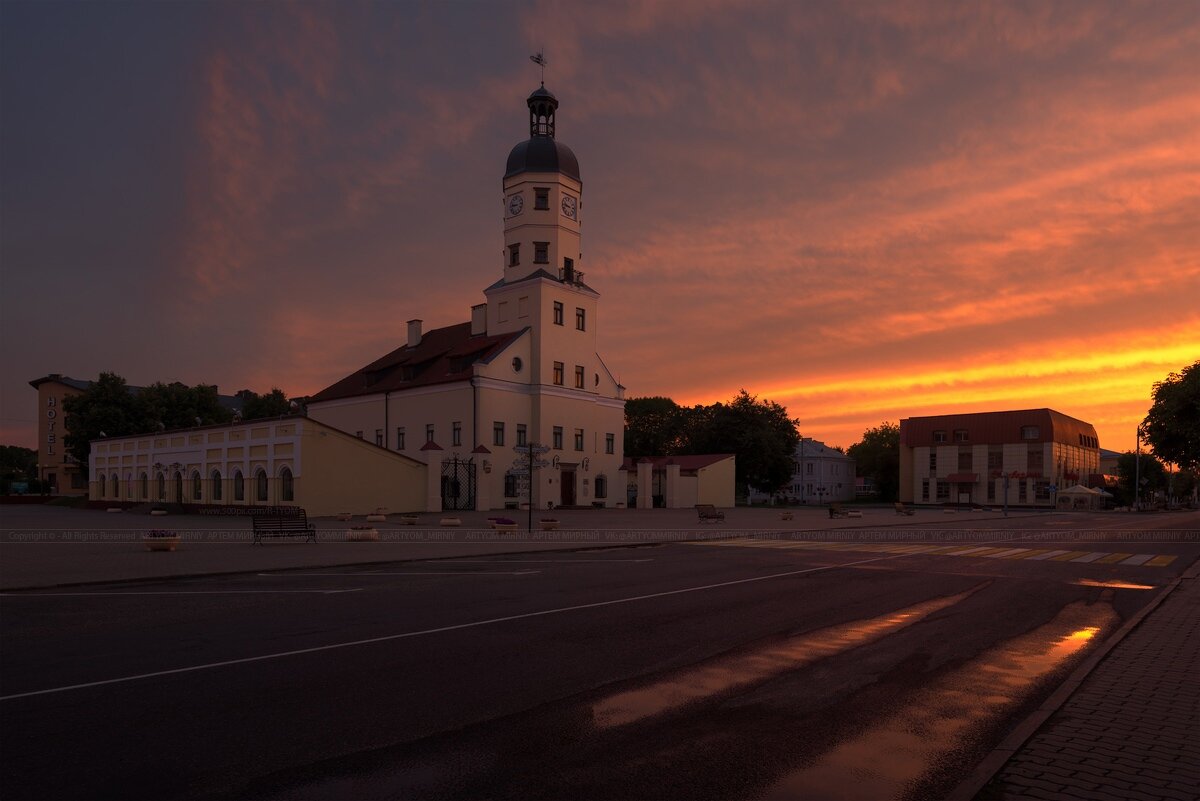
[505,85,580,182]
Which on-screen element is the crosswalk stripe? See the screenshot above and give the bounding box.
[692,540,1176,568]
[1048,551,1091,561]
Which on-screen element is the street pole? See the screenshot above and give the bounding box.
[1134,426,1141,512]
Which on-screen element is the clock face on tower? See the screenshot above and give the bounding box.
[507,194,524,216]
[561,194,578,220]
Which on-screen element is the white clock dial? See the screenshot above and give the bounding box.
[561,194,577,220]
[507,194,524,216]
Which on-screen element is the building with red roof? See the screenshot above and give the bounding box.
[899,409,1100,507]
[307,84,625,511]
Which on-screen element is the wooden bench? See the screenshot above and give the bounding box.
[894,502,915,516]
[696,504,725,523]
[251,508,316,544]
[828,502,851,519]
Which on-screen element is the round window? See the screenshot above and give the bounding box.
[512,357,523,372]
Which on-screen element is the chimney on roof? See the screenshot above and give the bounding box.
[407,319,423,348]
[470,304,487,336]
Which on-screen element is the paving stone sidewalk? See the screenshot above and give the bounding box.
[979,571,1200,800]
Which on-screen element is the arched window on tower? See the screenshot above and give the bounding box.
[280,467,294,502]
[233,470,244,502]
[255,468,268,502]
[210,469,222,502]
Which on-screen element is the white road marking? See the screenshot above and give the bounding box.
[1120,554,1155,566]
[255,570,540,577]
[438,559,654,564]
[1027,550,1069,560]
[0,551,914,702]
[1069,552,1106,563]
[0,589,363,597]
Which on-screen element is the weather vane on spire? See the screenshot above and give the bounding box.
[530,51,547,85]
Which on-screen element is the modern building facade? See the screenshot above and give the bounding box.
[899,409,1101,507]
[307,84,625,511]
[88,416,426,517]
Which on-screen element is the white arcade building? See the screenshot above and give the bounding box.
[307,84,626,512]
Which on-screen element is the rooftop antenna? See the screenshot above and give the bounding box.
[530,50,547,85]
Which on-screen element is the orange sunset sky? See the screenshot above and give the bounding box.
[2,1,1197,452]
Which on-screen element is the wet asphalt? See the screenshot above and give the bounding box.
[1,514,1196,800]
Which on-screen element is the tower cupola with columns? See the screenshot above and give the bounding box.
[499,84,583,287]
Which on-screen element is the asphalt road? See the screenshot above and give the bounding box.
[1,513,1197,800]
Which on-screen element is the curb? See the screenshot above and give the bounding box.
[943,554,1200,801]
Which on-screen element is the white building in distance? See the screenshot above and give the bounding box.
[749,438,856,504]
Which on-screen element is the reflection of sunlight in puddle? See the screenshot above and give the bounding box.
[591,587,983,730]
[759,601,1116,801]
[1074,578,1155,590]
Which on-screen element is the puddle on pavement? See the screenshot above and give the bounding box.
[1073,578,1155,590]
[591,586,983,730]
[759,599,1116,801]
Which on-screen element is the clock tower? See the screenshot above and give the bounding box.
[500,85,582,286]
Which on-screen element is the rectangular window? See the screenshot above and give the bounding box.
[933,430,946,443]
[356,431,363,439]
[426,424,435,443]
[553,301,564,325]
[493,421,504,447]
[517,424,527,447]
[552,426,563,450]
[575,307,586,330]
[958,448,972,471]
[375,429,384,447]
[535,188,549,210]
[953,429,968,442]
[936,481,950,501]
[1021,426,1040,440]
[929,451,937,473]
[553,362,564,385]
[987,448,1002,469]
[504,473,518,498]
[605,433,614,454]
[508,243,520,267]
[1028,447,1044,471]
[574,365,585,388]
[1035,481,1051,501]
[396,427,406,450]
[498,301,509,322]
[987,479,996,502]
[574,428,584,451]
[1019,481,1028,501]
[534,242,549,263]
[518,296,529,318]
[453,422,462,447]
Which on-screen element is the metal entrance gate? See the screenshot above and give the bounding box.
[440,456,476,511]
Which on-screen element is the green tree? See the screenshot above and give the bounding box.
[62,373,143,472]
[63,374,235,472]
[0,445,37,492]
[686,390,800,494]
[241,388,294,420]
[624,396,689,457]
[1142,361,1200,471]
[1115,451,1167,507]
[848,422,900,502]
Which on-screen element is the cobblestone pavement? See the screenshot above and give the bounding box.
[980,571,1200,801]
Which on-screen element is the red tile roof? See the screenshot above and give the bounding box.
[900,409,1098,448]
[310,322,525,403]
[620,454,734,474]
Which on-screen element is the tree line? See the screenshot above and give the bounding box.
[63,372,294,472]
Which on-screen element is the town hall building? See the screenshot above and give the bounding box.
[306,84,626,511]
